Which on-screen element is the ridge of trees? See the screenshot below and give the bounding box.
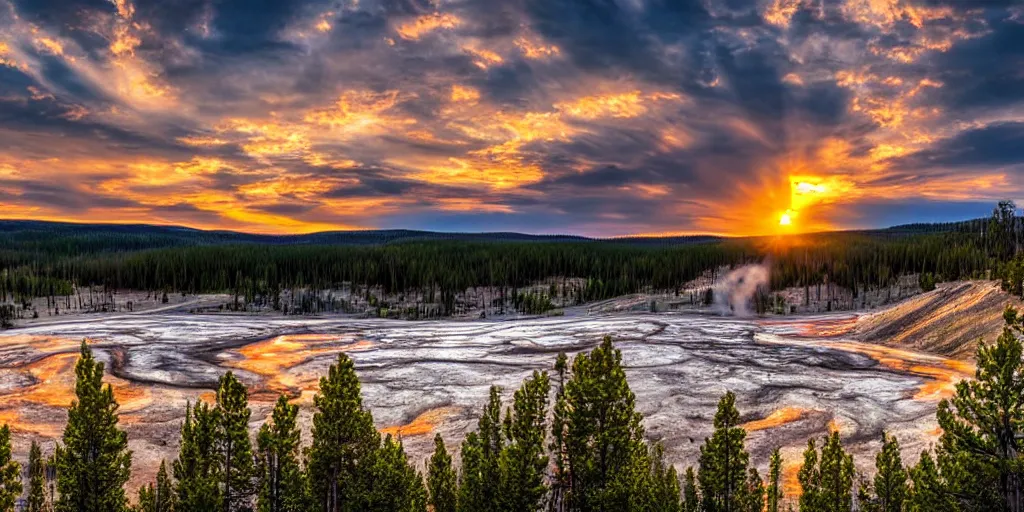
[6,201,1024,318]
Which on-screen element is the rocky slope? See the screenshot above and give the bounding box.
[853,281,1021,359]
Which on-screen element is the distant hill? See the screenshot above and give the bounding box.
[0,217,994,255]
[0,219,721,250]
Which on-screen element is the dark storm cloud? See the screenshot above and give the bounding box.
[324,177,417,199]
[893,122,1024,170]
[917,0,1020,8]
[252,202,319,215]
[9,0,114,31]
[522,0,712,84]
[925,21,1024,112]
[2,178,142,211]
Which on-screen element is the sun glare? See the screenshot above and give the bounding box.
[794,182,827,194]
[779,210,793,226]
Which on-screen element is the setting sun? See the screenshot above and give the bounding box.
[779,211,793,226]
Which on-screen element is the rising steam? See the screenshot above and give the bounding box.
[713,264,770,317]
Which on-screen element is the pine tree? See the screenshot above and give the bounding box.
[872,433,907,512]
[562,336,651,511]
[767,448,783,512]
[819,432,855,512]
[682,467,699,512]
[457,432,486,512]
[500,371,551,511]
[427,434,457,512]
[136,461,173,512]
[155,461,175,512]
[906,450,956,512]
[365,435,427,512]
[650,443,682,512]
[458,386,503,512]
[138,484,155,512]
[744,468,765,512]
[174,401,222,511]
[549,352,570,512]
[0,425,21,512]
[307,353,379,512]
[215,372,256,512]
[857,477,874,512]
[256,395,306,512]
[936,306,1024,511]
[798,439,820,512]
[698,391,751,512]
[27,440,47,512]
[55,341,132,512]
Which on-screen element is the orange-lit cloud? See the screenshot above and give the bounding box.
[0,0,1019,236]
[462,45,504,69]
[395,13,461,40]
[451,84,480,103]
[515,37,560,59]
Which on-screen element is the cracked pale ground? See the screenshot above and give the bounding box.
[0,312,971,495]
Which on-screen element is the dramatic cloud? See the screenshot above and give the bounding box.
[0,0,1021,235]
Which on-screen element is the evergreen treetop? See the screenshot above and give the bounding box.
[0,425,21,512]
[307,353,379,512]
[426,434,457,512]
[698,391,751,512]
[55,341,132,512]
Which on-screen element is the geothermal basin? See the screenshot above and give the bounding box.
[0,312,971,494]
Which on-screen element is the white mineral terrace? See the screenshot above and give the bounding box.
[0,312,972,493]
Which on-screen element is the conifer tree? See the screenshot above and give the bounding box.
[743,468,765,512]
[0,425,21,512]
[549,353,570,512]
[27,440,47,512]
[906,450,956,512]
[857,477,874,512]
[798,439,820,512]
[817,432,855,512]
[307,353,379,512]
[157,460,175,512]
[457,432,486,512]
[174,401,222,511]
[500,371,551,511]
[650,443,682,512]
[871,433,907,512]
[682,467,699,512]
[426,434,457,512]
[936,306,1024,511]
[458,386,503,511]
[215,372,256,511]
[365,435,427,512]
[138,484,155,512]
[562,336,651,511]
[698,391,751,512]
[55,341,132,512]
[256,395,306,512]
[767,448,783,512]
[136,462,172,512]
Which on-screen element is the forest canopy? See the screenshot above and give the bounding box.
[0,208,1019,312]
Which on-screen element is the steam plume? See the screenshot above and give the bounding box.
[713,264,770,317]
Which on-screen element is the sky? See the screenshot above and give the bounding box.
[0,0,1022,236]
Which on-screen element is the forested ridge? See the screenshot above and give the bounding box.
[2,203,1023,319]
[5,308,1024,511]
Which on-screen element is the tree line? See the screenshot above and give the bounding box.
[0,224,1012,314]
[4,307,1024,511]
[7,202,1024,318]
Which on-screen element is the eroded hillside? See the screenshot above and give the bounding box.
[854,281,1022,359]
